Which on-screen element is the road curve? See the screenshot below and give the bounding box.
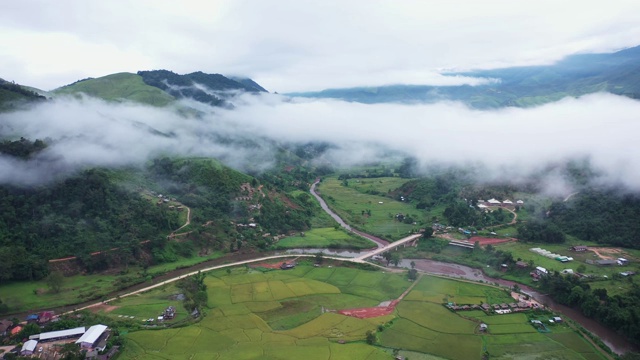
[310,179,389,248]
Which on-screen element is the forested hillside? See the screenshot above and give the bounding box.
[547,190,640,249]
[137,70,266,107]
[0,78,47,110]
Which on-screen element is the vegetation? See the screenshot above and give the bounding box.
[53,72,176,106]
[290,44,640,108]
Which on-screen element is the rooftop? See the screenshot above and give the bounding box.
[76,324,108,345]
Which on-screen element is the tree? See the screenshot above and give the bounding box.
[46,271,64,293]
[365,330,376,345]
[391,252,401,267]
[576,264,586,273]
[512,284,521,293]
[315,252,324,265]
[410,261,416,269]
[408,268,418,281]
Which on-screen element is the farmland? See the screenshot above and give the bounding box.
[316,176,426,239]
[273,227,374,249]
[115,264,606,360]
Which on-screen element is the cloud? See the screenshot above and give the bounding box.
[2,92,640,194]
[2,0,640,91]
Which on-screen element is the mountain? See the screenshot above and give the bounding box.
[289,45,640,108]
[0,78,47,111]
[53,72,176,106]
[137,70,267,107]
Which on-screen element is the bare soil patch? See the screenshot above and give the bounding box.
[468,236,515,246]
[588,247,625,260]
[88,303,119,313]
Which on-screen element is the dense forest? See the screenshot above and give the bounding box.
[547,189,640,249]
[0,168,181,282]
[540,272,640,345]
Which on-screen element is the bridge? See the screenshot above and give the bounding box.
[354,233,423,261]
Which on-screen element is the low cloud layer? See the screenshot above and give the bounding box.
[2,92,640,193]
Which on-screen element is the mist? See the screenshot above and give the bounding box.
[2,92,640,193]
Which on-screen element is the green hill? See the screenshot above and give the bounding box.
[0,78,47,111]
[53,72,176,106]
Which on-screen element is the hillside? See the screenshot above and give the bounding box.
[0,78,47,111]
[53,72,176,106]
[137,70,267,107]
[290,45,640,108]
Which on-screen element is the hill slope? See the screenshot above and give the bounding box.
[0,78,47,111]
[137,70,267,107]
[53,72,176,106]
[290,45,640,108]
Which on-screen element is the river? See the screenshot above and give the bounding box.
[398,259,638,355]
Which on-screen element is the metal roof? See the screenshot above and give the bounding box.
[39,326,86,341]
[22,339,38,352]
[76,324,108,345]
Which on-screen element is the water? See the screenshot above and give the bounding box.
[400,259,638,355]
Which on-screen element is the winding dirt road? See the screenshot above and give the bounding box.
[310,179,389,248]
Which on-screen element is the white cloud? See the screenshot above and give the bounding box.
[3,92,640,193]
[1,0,640,91]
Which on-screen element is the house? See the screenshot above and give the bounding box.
[618,258,629,265]
[571,245,588,252]
[502,199,513,205]
[479,323,488,331]
[0,319,13,336]
[26,314,39,323]
[481,303,491,311]
[38,310,55,324]
[487,198,501,205]
[164,306,176,320]
[76,324,108,350]
[21,340,38,356]
[553,316,563,323]
[516,261,528,268]
[530,320,542,325]
[500,303,509,309]
[516,200,524,204]
[10,325,23,336]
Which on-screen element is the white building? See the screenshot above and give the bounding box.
[76,324,108,350]
[21,340,38,356]
[487,198,501,205]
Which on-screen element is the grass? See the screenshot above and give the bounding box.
[273,227,373,249]
[117,265,608,360]
[316,176,427,239]
[53,72,175,106]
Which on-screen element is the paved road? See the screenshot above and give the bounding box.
[310,179,389,248]
[354,234,422,261]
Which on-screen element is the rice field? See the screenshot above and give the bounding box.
[118,266,608,360]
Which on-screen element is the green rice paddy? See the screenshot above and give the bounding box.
[117,266,607,360]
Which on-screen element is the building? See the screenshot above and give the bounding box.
[516,200,524,204]
[164,306,176,320]
[10,325,23,336]
[32,327,86,342]
[553,316,563,323]
[571,245,588,252]
[502,199,513,205]
[618,258,629,265]
[21,340,38,356]
[76,324,109,350]
[38,311,55,324]
[515,261,528,268]
[487,198,501,205]
[26,314,39,323]
[280,262,296,270]
[479,323,488,331]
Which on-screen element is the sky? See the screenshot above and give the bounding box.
[2,0,640,92]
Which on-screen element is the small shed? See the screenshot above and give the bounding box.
[479,323,488,331]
